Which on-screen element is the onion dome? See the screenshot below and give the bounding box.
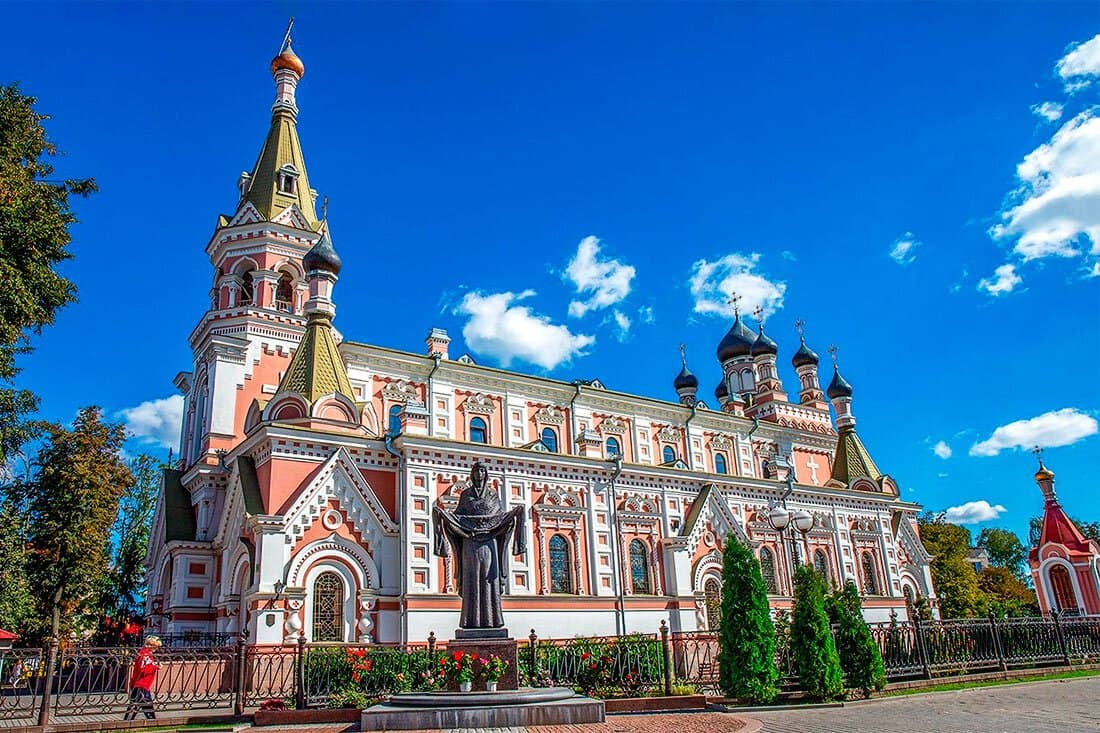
[792,337,819,368]
[714,378,729,401]
[1035,460,1055,482]
[826,366,853,400]
[716,314,756,362]
[303,230,342,275]
[271,41,305,77]
[673,363,698,391]
[751,325,778,357]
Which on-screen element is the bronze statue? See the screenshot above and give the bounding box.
[432,462,526,629]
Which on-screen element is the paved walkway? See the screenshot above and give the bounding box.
[754,677,1100,732]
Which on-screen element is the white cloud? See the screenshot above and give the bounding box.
[689,253,786,318]
[889,233,920,265]
[932,441,952,460]
[637,305,655,324]
[1031,101,1064,123]
[456,290,594,370]
[1087,261,1100,278]
[937,472,949,479]
[120,395,184,449]
[944,500,1007,525]
[781,250,798,262]
[991,110,1100,262]
[1057,34,1100,91]
[564,236,635,318]
[970,407,1099,456]
[977,263,1022,296]
[611,310,631,342]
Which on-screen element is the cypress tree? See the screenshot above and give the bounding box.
[791,564,844,700]
[717,538,778,703]
[826,581,886,696]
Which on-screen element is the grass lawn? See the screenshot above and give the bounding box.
[882,668,1100,697]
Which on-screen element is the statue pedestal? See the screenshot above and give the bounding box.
[446,631,519,691]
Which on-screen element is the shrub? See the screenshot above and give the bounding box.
[717,538,779,703]
[791,565,843,701]
[327,685,369,709]
[826,581,886,696]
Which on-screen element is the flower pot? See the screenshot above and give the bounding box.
[459,681,472,693]
[486,681,498,693]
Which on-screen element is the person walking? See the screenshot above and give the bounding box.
[123,636,162,720]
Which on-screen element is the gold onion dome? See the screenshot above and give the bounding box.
[271,42,305,77]
[1035,460,1055,481]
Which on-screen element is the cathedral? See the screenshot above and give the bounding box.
[143,37,937,645]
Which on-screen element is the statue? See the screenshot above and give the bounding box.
[433,462,526,630]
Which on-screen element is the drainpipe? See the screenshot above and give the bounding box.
[569,381,585,454]
[426,354,442,437]
[607,454,627,635]
[683,401,699,470]
[383,432,407,643]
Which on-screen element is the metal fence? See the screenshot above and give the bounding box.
[518,630,667,697]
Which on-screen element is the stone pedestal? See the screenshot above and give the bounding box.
[363,687,605,730]
[446,630,519,691]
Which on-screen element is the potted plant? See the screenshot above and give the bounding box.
[440,651,477,692]
[481,655,508,692]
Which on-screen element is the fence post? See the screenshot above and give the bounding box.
[660,619,673,696]
[233,632,247,716]
[428,631,436,655]
[529,629,539,685]
[988,610,1008,672]
[913,617,932,680]
[1051,610,1071,666]
[295,636,307,710]
[36,640,58,728]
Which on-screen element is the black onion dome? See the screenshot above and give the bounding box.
[303,231,342,275]
[792,338,819,368]
[714,378,729,401]
[716,314,756,362]
[674,363,699,391]
[826,366,853,400]
[751,326,778,357]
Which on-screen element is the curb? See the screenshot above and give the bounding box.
[708,701,845,713]
[846,672,1100,706]
[736,716,765,733]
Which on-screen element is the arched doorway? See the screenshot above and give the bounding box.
[1048,565,1079,613]
[704,577,722,630]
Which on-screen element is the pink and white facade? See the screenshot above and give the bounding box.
[1029,461,1100,617]
[144,40,936,645]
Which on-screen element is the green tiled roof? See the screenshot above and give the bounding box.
[243,110,318,227]
[830,427,882,486]
[162,469,196,543]
[276,316,355,403]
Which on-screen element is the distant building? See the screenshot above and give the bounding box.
[1028,459,1100,616]
[143,34,937,645]
[967,547,991,574]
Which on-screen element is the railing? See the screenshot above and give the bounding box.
[519,631,666,697]
[152,632,235,649]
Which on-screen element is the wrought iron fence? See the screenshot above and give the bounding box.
[669,631,719,694]
[301,643,445,707]
[519,632,666,697]
[0,648,43,726]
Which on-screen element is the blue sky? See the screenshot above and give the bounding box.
[8,2,1099,544]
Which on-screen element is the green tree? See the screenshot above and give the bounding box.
[717,538,779,703]
[1030,515,1100,546]
[0,498,33,632]
[96,455,161,643]
[826,581,886,696]
[0,84,96,463]
[790,565,843,701]
[978,566,1039,617]
[977,528,1027,578]
[918,515,986,618]
[20,407,132,644]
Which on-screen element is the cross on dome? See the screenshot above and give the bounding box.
[727,292,742,317]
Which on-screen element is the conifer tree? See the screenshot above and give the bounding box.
[717,537,778,703]
[826,580,886,696]
[791,564,843,700]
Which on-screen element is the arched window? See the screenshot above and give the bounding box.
[549,534,573,593]
[860,552,879,596]
[813,549,830,581]
[541,427,558,453]
[759,547,778,594]
[606,436,621,458]
[662,445,676,463]
[388,405,402,436]
[276,271,295,312]
[1049,565,1078,612]
[470,417,487,444]
[714,453,728,475]
[903,585,915,606]
[629,539,651,594]
[311,572,344,642]
[240,271,254,306]
[741,368,755,392]
[704,577,722,630]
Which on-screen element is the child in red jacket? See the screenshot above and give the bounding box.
[124,636,162,720]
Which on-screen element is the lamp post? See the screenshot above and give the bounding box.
[600,453,627,636]
[766,472,813,595]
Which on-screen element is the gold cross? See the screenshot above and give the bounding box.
[280,17,295,54]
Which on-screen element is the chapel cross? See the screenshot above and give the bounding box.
[679,342,687,367]
[321,195,329,221]
[727,292,742,317]
[806,456,821,484]
[753,305,765,325]
[795,319,806,339]
[279,17,295,54]
[828,344,839,365]
[1032,446,1044,465]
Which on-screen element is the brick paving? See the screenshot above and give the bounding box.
[753,677,1100,733]
[354,714,749,733]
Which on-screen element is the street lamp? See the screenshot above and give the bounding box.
[766,467,814,593]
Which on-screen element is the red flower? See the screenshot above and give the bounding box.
[581,652,591,660]
[453,651,464,661]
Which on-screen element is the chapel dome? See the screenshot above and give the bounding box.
[792,339,820,368]
[303,231,341,274]
[751,327,778,357]
[716,314,755,362]
[826,366,853,400]
[673,364,699,391]
[271,43,305,77]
